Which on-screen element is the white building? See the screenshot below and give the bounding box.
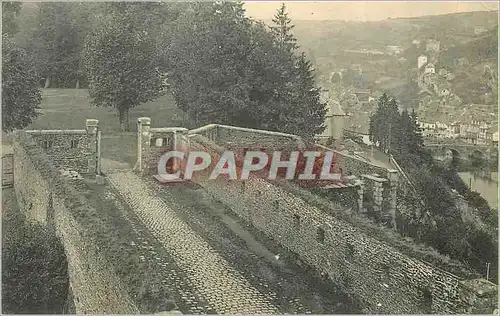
[424,63,435,74]
[417,55,428,69]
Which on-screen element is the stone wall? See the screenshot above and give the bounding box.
[12,132,137,314]
[188,136,497,314]
[135,117,188,174]
[25,119,100,175]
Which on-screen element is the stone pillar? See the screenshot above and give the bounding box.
[373,181,384,220]
[356,180,365,213]
[86,119,99,176]
[386,169,399,230]
[135,117,151,174]
[171,129,188,172]
[96,130,102,175]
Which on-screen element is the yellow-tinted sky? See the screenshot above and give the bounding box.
[244,1,499,21]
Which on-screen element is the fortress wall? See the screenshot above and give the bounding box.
[12,132,137,314]
[25,119,99,175]
[188,136,494,314]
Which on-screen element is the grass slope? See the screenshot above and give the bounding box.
[28,89,186,165]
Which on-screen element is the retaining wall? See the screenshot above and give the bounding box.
[25,119,100,175]
[188,135,497,314]
[12,132,137,314]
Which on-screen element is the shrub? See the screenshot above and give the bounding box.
[2,220,69,314]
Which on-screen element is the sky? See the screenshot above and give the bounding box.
[243,1,499,21]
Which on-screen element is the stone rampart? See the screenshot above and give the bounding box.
[187,134,496,314]
[12,132,137,314]
[25,119,100,175]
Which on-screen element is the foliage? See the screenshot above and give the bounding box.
[165,2,325,139]
[31,3,81,87]
[269,3,298,52]
[2,219,69,313]
[83,5,165,130]
[2,38,41,132]
[370,92,498,281]
[2,2,21,36]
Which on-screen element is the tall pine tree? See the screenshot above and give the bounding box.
[266,3,326,139]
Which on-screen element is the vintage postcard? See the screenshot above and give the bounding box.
[1,1,498,314]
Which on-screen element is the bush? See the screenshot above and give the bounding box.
[2,220,69,314]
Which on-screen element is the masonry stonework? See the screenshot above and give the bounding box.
[13,133,137,314]
[135,117,189,175]
[183,130,497,314]
[25,119,100,176]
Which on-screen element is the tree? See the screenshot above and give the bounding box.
[2,2,22,37]
[270,3,298,52]
[83,6,165,131]
[2,39,41,132]
[266,3,326,138]
[164,2,325,138]
[369,93,391,151]
[280,52,326,138]
[32,3,81,88]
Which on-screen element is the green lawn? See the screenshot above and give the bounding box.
[28,89,186,165]
[29,89,185,132]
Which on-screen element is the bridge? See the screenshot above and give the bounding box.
[424,140,498,165]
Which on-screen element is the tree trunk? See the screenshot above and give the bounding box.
[44,76,51,88]
[118,108,130,132]
[75,79,80,89]
[124,108,129,131]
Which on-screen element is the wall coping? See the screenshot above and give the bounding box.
[316,144,390,172]
[188,123,302,140]
[362,174,388,182]
[151,127,188,133]
[25,129,87,134]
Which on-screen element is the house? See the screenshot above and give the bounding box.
[386,45,403,55]
[474,26,488,36]
[458,120,491,145]
[454,57,469,67]
[354,89,371,102]
[424,63,435,74]
[412,39,421,47]
[492,129,499,147]
[418,121,453,139]
[425,39,440,53]
[448,122,461,139]
[417,54,428,69]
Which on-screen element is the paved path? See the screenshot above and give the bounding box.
[108,170,279,314]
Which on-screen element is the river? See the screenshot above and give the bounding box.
[458,172,498,209]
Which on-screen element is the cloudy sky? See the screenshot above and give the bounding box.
[243,1,499,21]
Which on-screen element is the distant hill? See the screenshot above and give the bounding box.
[284,10,498,63]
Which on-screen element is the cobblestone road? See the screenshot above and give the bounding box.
[108,171,279,314]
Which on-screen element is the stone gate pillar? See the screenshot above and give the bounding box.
[86,119,99,176]
[172,128,189,172]
[386,169,399,230]
[135,117,151,174]
[356,179,365,213]
[373,181,384,219]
